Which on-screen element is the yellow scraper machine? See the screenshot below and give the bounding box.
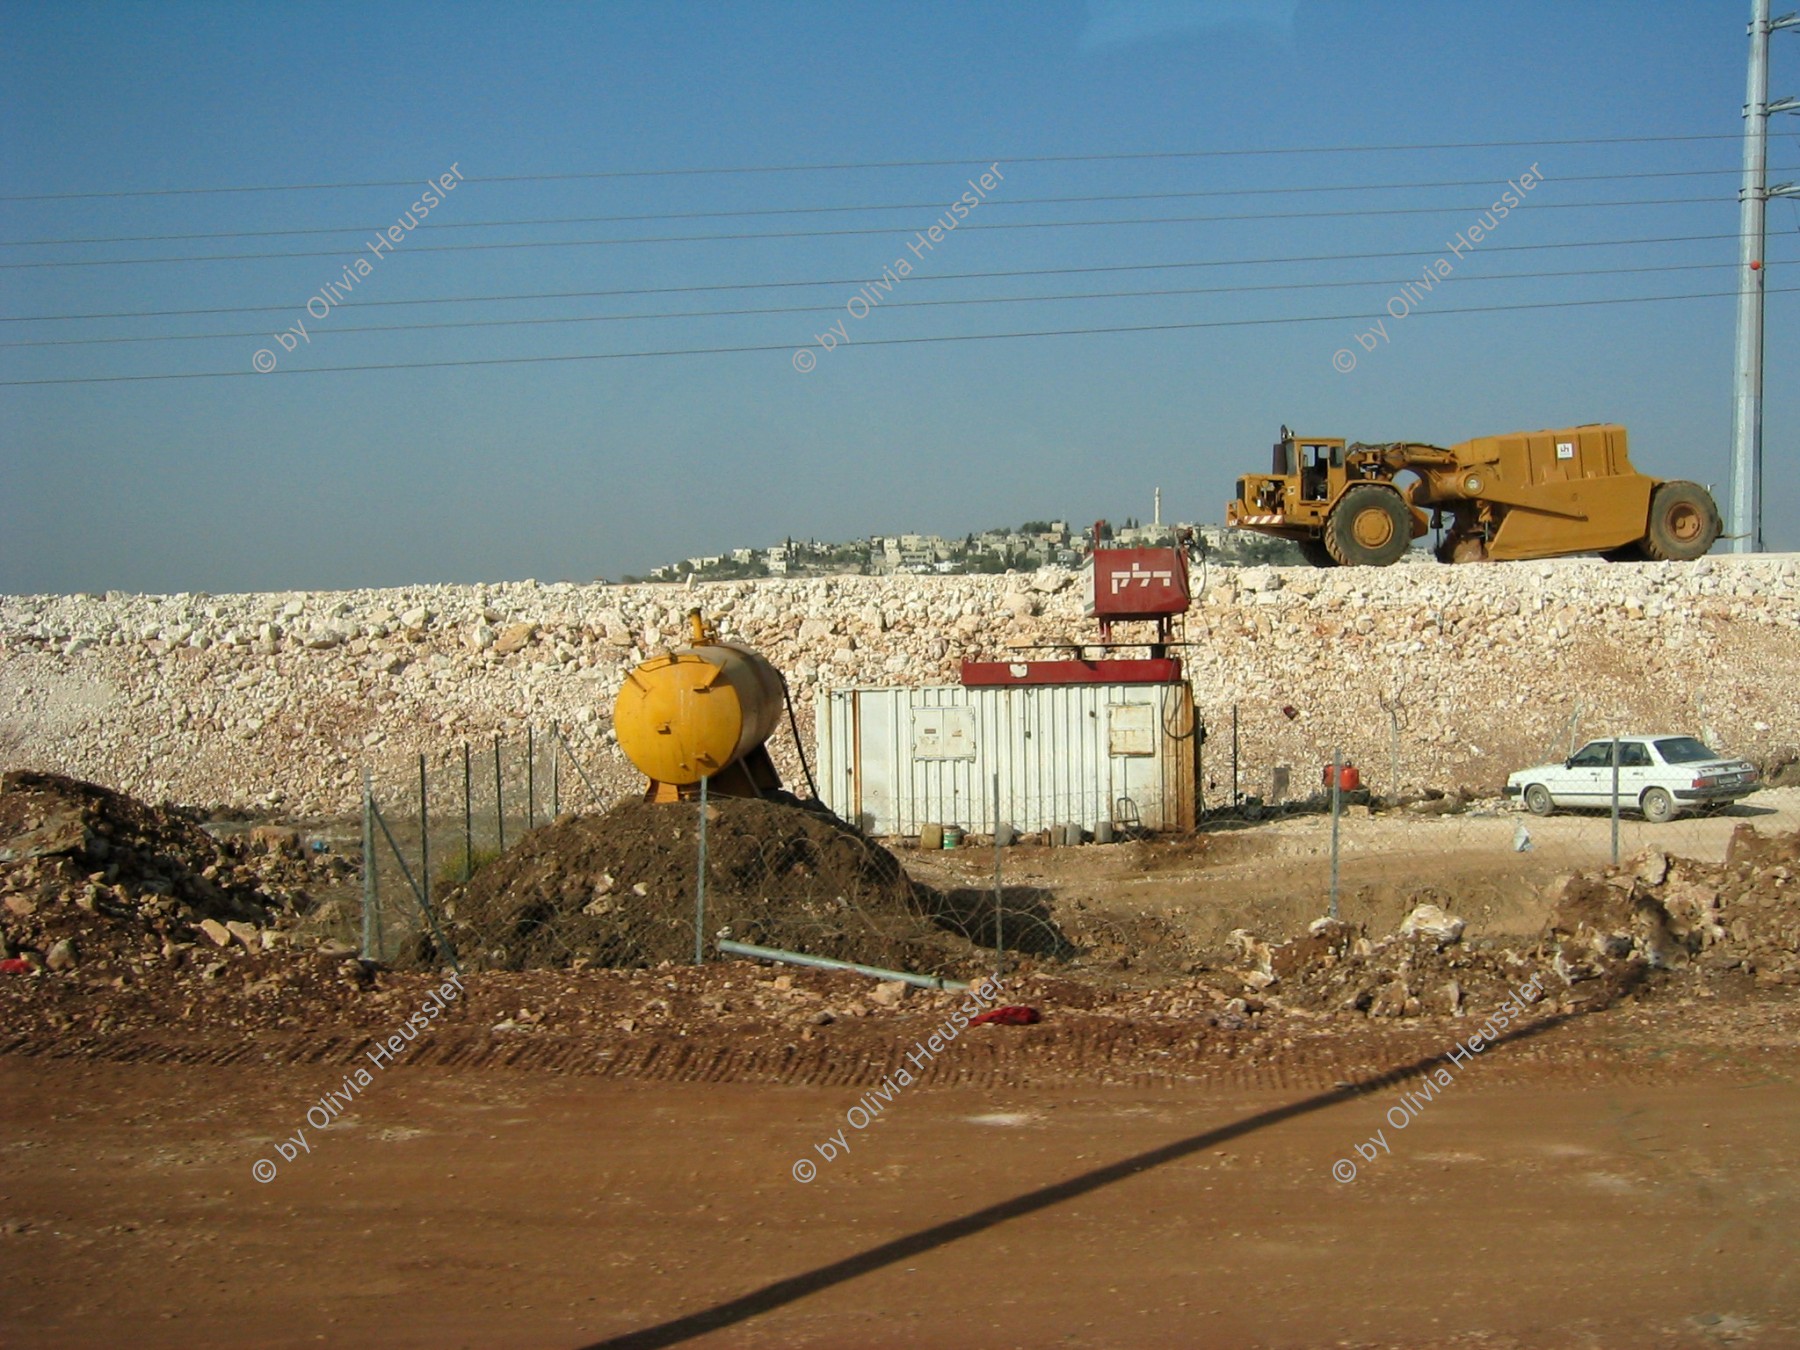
[613,611,790,802]
[1225,423,1722,566]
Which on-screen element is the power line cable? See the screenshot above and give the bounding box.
[8,259,1791,350]
[0,231,1755,323]
[0,133,1742,201]
[4,166,1789,248]
[0,197,1752,270]
[5,285,1787,387]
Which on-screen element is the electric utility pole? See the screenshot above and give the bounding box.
[1729,0,1799,553]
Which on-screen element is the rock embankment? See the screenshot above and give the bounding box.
[2,555,1797,815]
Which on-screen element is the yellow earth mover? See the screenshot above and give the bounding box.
[1225,423,1722,567]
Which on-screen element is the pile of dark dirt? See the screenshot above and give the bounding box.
[0,770,285,969]
[430,797,988,976]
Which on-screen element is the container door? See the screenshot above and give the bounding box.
[858,691,895,834]
[1108,702,1156,827]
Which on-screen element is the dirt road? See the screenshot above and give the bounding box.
[4,773,1798,1347]
[4,994,1796,1350]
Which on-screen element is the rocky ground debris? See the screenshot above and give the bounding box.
[4,556,1798,816]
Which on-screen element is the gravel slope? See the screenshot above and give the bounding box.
[2,554,1796,814]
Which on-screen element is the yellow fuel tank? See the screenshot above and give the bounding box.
[613,639,787,792]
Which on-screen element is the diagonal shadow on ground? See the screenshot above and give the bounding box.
[579,996,1598,1349]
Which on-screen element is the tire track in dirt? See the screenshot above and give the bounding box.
[4,1009,1793,1093]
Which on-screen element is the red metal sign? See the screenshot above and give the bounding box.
[1088,548,1191,621]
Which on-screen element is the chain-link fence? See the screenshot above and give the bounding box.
[357,724,627,967]
[340,703,1791,990]
[1175,705,1790,960]
[355,750,1071,981]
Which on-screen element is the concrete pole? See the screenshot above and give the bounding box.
[1730,1,1800,552]
[1329,746,1342,921]
[694,772,708,966]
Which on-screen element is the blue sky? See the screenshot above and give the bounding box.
[3,0,1796,592]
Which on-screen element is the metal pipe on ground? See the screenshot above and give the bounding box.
[715,940,971,992]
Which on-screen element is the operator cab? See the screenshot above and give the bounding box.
[1242,428,1351,519]
[1299,442,1341,501]
[1271,428,1343,503]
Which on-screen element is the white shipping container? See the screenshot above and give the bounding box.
[816,682,1198,837]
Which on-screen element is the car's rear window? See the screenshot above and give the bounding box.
[1654,737,1718,764]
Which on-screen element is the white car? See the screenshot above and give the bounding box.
[1505,735,1759,823]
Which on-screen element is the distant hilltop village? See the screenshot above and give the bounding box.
[628,515,1305,584]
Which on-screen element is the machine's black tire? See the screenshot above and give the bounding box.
[1640,481,1721,562]
[1323,485,1411,567]
[1297,538,1337,568]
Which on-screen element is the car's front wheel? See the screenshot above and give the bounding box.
[1523,783,1555,816]
[1640,787,1676,824]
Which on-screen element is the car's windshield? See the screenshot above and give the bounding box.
[1655,736,1720,764]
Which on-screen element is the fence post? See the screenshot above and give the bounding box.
[1231,703,1240,808]
[551,724,560,819]
[1329,746,1342,921]
[1379,691,1402,796]
[462,742,473,881]
[992,771,1004,975]
[1620,741,1634,867]
[361,767,379,961]
[493,733,504,853]
[695,774,709,966]
[418,753,430,929]
[527,725,536,831]
[1196,710,1206,821]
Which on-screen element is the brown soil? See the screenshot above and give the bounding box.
[3,1011,1797,1349]
[0,768,270,918]
[431,797,988,976]
[3,775,1797,1066]
[4,774,1800,1346]
[0,770,336,976]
